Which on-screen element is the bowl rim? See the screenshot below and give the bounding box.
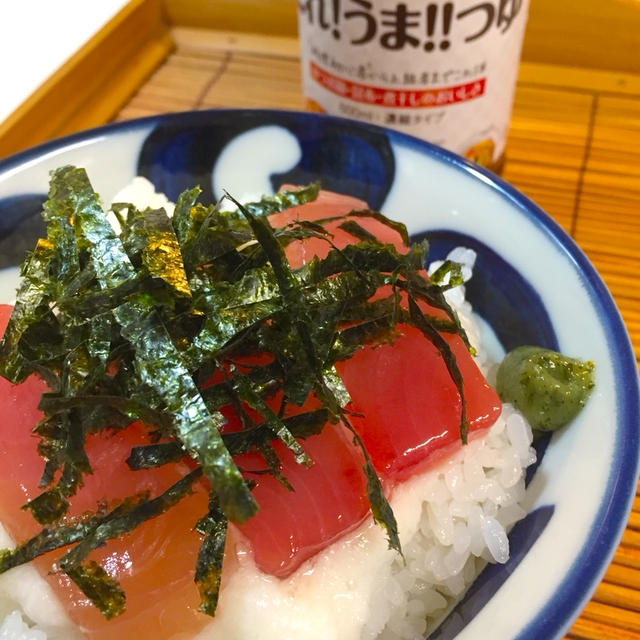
[0,107,638,640]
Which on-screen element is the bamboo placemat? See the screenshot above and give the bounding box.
[116,27,640,640]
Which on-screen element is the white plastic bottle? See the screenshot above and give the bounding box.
[298,0,530,171]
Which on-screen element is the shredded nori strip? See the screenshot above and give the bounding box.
[195,497,228,616]
[0,166,471,619]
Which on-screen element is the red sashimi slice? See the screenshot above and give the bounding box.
[270,187,404,264]
[269,189,501,481]
[235,420,370,578]
[338,326,500,483]
[0,188,501,638]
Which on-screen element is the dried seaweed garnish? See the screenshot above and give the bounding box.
[126,441,185,470]
[429,259,465,289]
[195,496,228,616]
[0,239,55,382]
[0,166,471,619]
[341,412,402,555]
[121,207,191,299]
[407,295,469,443]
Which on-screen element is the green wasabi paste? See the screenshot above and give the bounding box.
[496,345,595,432]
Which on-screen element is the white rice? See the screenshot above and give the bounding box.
[364,404,534,640]
[0,182,536,639]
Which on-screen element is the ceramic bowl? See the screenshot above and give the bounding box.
[0,109,638,639]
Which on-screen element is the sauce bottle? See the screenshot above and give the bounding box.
[297,0,530,172]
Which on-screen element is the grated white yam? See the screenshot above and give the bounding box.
[0,525,80,640]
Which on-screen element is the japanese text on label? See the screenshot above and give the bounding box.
[299,0,525,50]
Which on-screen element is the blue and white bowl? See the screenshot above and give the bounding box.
[0,109,638,639]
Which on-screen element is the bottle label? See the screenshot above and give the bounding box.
[298,0,530,165]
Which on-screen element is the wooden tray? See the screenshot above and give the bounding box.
[1,1,639,637]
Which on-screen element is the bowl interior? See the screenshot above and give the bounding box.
[0,109,637,640]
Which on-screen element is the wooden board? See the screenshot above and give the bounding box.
[115,26,640,639]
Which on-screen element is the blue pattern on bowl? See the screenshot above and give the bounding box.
[0,194,47,268]
[418,230,558,353]
[0,108,637,640]
[136,109,395,209]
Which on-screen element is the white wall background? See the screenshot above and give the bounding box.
[0,0,131,124]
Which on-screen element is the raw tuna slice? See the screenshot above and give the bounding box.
[270,189,501,482]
